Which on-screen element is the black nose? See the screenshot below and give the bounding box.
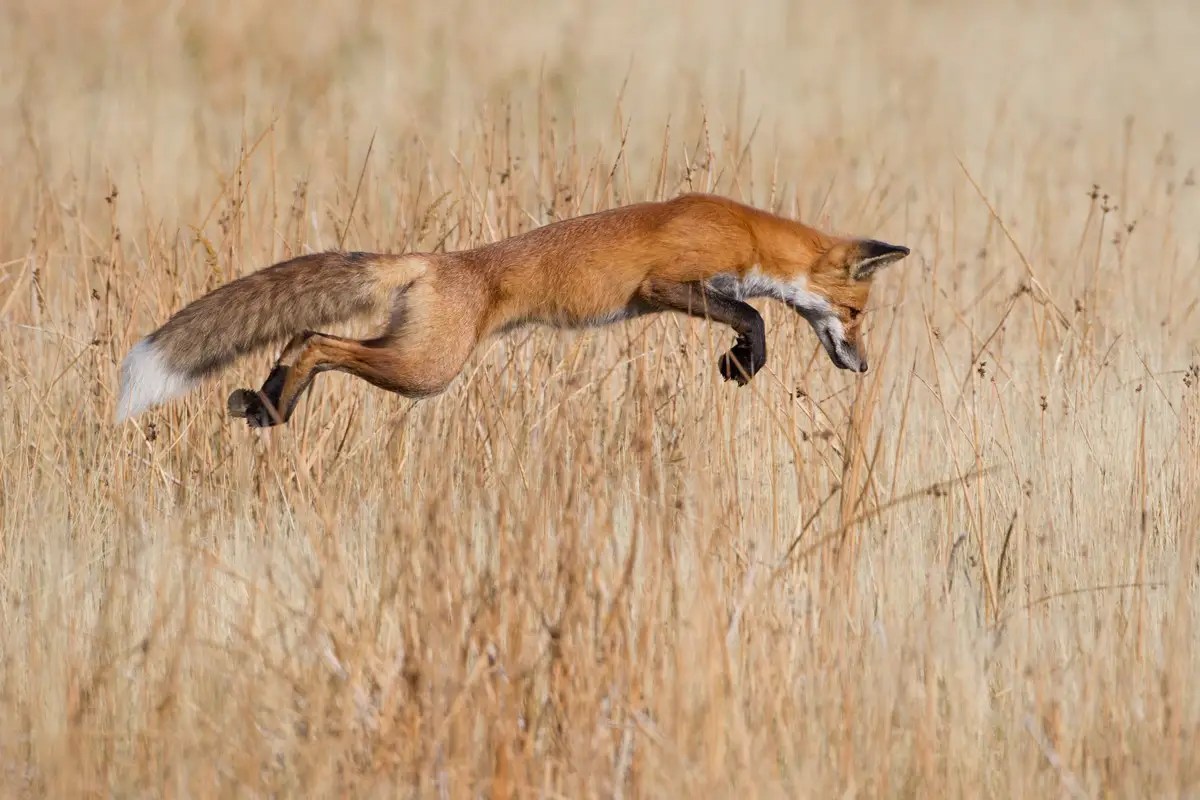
[859,360,868,373]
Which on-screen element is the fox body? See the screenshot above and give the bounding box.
[116,193,909,427]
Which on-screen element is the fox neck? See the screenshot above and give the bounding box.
[726,207,836,309]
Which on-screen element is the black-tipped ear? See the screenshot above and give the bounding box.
[850,239,910,281]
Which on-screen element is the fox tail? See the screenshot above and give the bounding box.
[115,251,423,421]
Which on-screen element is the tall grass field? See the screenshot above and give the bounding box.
[1,0,1198,796]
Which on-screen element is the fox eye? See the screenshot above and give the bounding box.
[847,307,862,321]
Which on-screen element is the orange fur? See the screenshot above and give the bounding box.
[117,193,910,427]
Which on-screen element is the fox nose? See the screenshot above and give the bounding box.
[858,358,868,373]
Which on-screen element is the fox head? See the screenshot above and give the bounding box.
[736,235,910,373]
[792,238,910,373]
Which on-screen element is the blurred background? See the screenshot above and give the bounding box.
[4,0,1199,243]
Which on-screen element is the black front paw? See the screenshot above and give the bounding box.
[718,338,765,386]
[228,388,283,428]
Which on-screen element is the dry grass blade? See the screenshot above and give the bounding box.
[337,130,377,251]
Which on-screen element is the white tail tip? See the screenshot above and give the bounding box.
[115,339,196,422]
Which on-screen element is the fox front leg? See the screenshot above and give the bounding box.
[717,328,767,386]
[638,278,767,386]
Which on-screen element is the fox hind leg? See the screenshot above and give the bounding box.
[229,327,478,428]
[228,330,328,427]
[229,275,482,428]
[228,332,379,428]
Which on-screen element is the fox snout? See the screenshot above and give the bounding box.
[830,341,867,373]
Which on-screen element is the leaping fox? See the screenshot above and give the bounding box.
[116,193,909,427]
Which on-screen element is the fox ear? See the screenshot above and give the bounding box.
[849,239,910,281]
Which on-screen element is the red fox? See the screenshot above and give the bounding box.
[116,193,909,427]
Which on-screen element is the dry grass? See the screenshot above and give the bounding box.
[2,0,1199,796]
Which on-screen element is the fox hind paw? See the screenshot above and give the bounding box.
[228,388,283,428]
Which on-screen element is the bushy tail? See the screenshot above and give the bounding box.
[116,251,413,421]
